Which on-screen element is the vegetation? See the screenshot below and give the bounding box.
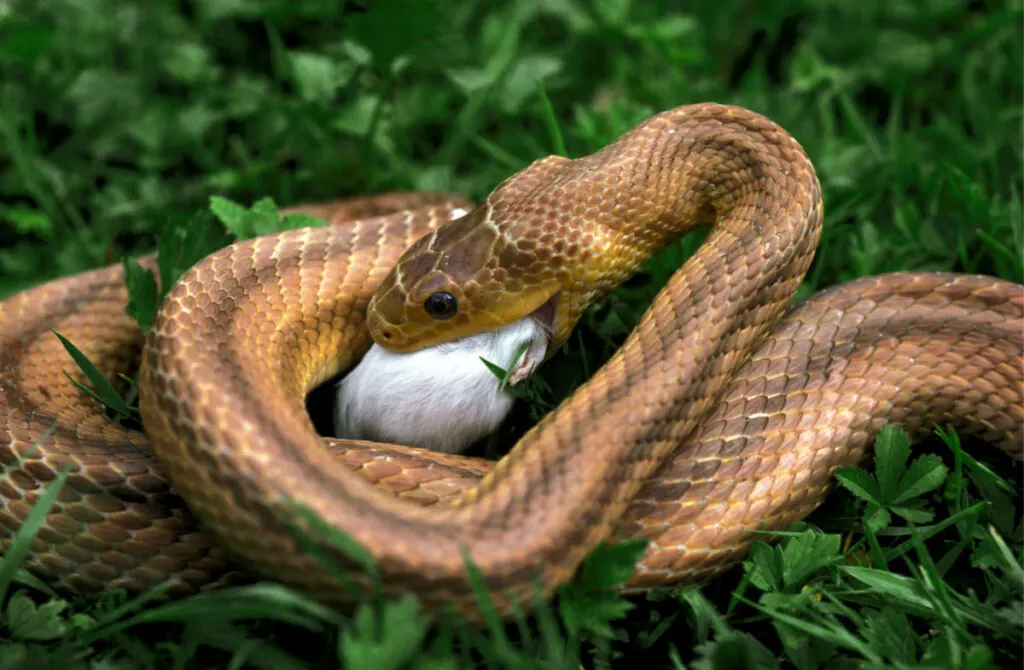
[0,0,1020,668]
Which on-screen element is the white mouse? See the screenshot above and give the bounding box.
[334,317,548,453]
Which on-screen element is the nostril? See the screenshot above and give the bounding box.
[381,330,392,340]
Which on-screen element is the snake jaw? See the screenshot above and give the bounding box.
[528,293,557,334]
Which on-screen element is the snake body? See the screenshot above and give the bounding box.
[0,104,1020,619]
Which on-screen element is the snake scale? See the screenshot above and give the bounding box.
[1,104,1021,619]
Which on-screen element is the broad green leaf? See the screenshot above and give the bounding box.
[280,213,327,232]
[744,543,784,592]
[0,643,30,669]
[782,530,842,587]
[0,16,54,65]
[892,454,947,504]
[345,0,443,67]
[246,198,283,238]
[338,595,428,670]
[874,426,911,502]
[209,196,296,242]
[560,596,634,639]
[679,588,729,644]
[834,467,882,506]
[859,608,915,663]
[499,55,562,113]
[209,195,252,239]
[4,205,51,236]
[289,51,353,102]
[122,257,159,332]
[558,540,647,637]
[447,67,498,95]
[694,630,780,670]
[163,42,214,85]
[890,504,935,524]
[156,213,226,297]
[570,539,648,593]
[865,505,892,533]
[4,592,68,641]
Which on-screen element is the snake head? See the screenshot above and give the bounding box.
[367,206,566,354]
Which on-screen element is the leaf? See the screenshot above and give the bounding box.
[480,340,531,391]
[163,42,214,85]
[345,0,444,67]
[3,205,51,237]
[289,51,352,102]
[874,425,910,502]
[678,588,729,644]
[208,195,249,237]
[122,257,159,332]
[338,595,428,670]
[0,643,30,670]
[280,213,327,232]
[557,539,647,637]
[692,630,780,670]
[210,195,275,241]
[156,213,226,297]
[573,539,648,592]
[743,543,784,592]
[0,15,53,65]
[498,55,563,113]
[4,592,68,641]
[865,505,892,533]
[892,454,947,504]
[860,607,915,663]
[834,467,882,506]
[50,330,133,419]
[889,503,935,525]
[781,530,842,587]
[746,596,880,662]
[446,67,498,95]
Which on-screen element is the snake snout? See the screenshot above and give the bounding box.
[366,308,395,345]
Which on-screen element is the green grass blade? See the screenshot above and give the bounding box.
[0,464,69,605]
[50,329,133,419]
[535,82,567,157]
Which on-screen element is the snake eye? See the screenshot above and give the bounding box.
[423,292,458,320]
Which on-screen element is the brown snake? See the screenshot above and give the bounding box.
[0,104,1021,620]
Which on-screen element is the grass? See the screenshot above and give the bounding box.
[0,0,1021,668]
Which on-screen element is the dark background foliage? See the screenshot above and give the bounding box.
[0,1,1020,668]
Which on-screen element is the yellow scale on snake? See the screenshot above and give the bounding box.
[0,104,1021,620]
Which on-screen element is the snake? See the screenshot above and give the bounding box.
[0,103,1021,620]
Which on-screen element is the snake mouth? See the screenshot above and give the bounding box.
[528,293,558,335]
